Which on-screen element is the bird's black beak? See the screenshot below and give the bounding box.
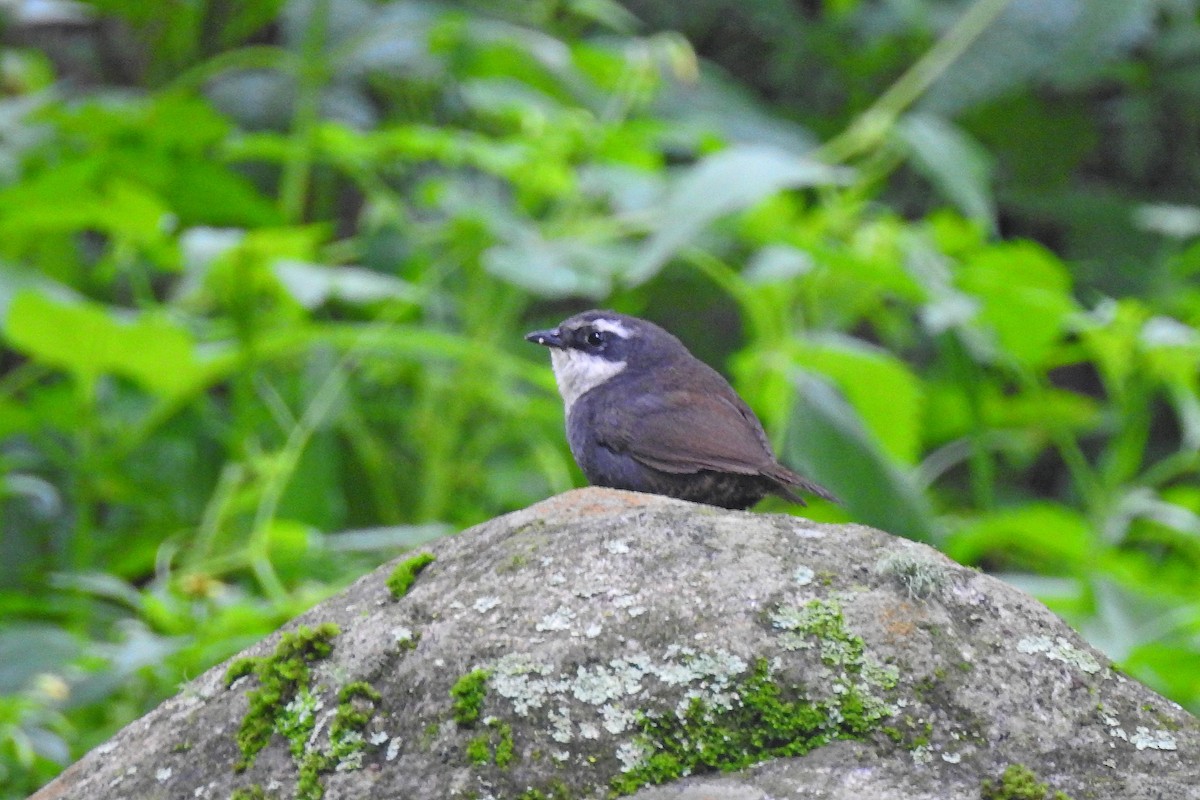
[525,328,565,348]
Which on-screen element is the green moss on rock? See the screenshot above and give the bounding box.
[451,669,490,725]
[515,780,571,800]
[464,719,516,768]
[387,552,436,598]
[230,785,269,800]
[494,721,515,768]
[224,623,340,772]
[604,599,898,796]
[223,624,383,800]
[609,656,888,795]
[329,681,383,766]
[981,764,1073,800]
[466,734,491,765]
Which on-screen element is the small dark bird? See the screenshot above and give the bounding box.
[525,310,836,510]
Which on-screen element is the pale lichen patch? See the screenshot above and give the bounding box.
[600,704,637,735]
[1131,726,1177,751]
[616,739,652,772]
[536,605,577,632]
[1016,636,1102,674]
[473,596,502,613]
[490,653,557,716]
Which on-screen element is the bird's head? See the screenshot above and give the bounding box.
[525,310,685,412]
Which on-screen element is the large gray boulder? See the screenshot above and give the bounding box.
[33,488,1199,800]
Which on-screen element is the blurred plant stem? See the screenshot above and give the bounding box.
[279,0,330,223]
[66,378,99,629]
[817,0,1016,165]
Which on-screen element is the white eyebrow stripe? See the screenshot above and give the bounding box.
[592,318,632,338]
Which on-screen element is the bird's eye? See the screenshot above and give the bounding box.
[585,330,606,347]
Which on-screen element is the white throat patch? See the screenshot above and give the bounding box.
[549,348,626,415]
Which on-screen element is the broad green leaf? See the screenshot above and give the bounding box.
[0,262,78,324]
[564,0,641,33]
[265,519,317,580]
[1138,316,1200,447]
[895,113,995,229]
[1125,643,1200,711]
[4,291,208,400]
[1048,0,1157,87]
[323,524,453,553]
[784,373,940,543]
[957,241,1077,367]
[983,385,1101,434]
[944,504,1093,571]
[483,234,628,299]
[790,336,924,465]
[1076,298,1144,391]
[628,144,851,284]
[1140,315,1200,383]
[743,244,814,284]
[923,379,1100,444]
[0,624,81,693]
[654,63,819,156]
[273,260,421,308]
[164,160,281,228]
[46,93,231,152]
[922,0,1152,115]
[1075,581,1163,663]
[0,171,170,245]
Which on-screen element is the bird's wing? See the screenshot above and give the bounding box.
[596,388,777,476]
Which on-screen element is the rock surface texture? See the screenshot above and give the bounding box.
[33,488,1200,800]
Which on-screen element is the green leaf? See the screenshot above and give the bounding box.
[743,244,815,284]
[0,170,171,245]
[957,241,1077,367]
[1125,642,1200,711]
[1140,315,1200,384]
[628,144,851,284]
[164,160,282,228]
[923,379,1100,444]
[483,234,625,299]
[784,373,940,543]
[944,504,1093,571]
[0,262,78,324]
[273,260,421,308]
[895,113,995,229]
[790,336,924,465]
[1077,298,1144,392]
[922,0,1151,114]
[564,0,641,33]
[4,291,208,400]
[266,519,317,581]
[0,625,82,693]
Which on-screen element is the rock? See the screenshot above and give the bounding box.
[32,488,1200,800]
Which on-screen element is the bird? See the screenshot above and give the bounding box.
[525,309,836,510]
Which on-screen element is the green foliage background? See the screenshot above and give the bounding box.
[1,0,1199,794]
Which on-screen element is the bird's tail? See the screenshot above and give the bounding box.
[768,465,839,505]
